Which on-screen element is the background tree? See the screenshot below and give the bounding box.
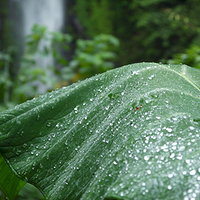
[74,0,200,65]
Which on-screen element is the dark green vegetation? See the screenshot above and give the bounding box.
[166,45,200,69]
[1,0,200,112]
[0,63,200,199]
[75,0,200,64]
[0,25,119,111]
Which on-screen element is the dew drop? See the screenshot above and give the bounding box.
[22,143,27,148]
[168,173,173,178]
[144,155,150,161]
[105,106,110,110]
[189,126,195,130]
[172,117,178,121]
[186,159,190,164]
[113,161,118,165]
[46,122,51,127]
[37,115,40,120]
[190,170,196,176]
[148,74,155,80]
[168,185,172,190]
[183,171,187,175]
[179,146,185,151]
[74,107,78,111]
[147,170,151,174]
[170,153,175,159]
[166,128,172,132]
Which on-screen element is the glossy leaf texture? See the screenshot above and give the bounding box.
[0,63,200,200]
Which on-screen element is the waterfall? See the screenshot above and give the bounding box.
[19,0,65,93]
[21,0,64,36]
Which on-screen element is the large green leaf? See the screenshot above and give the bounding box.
[0,63,200,199]
[0,154,26,200]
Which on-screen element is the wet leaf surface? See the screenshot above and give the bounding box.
[0,63,200,199]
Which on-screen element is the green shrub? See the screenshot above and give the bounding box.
[14,24,72,102]
[166,45,200,69]
[0,25,119,111]
[61,34,119,82]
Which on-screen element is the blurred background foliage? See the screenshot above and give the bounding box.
[62,34,119,82]
[166,45,200,68]
[0,0,200,198]
[0,24,119,111]
[1,0,200,112]
[75,0,200,64]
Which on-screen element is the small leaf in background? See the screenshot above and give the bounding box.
[0,63,200,199]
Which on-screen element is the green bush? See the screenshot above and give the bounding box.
[166,45,200,69]
[75,0,200,64]
[0,24,72,111]
[0,25,119,111]
[0,46,19,112]
[14,24,72,103]
[61,34,119,82]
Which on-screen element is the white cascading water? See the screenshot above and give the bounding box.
[21,0,65,93]
[21,0,64,36]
